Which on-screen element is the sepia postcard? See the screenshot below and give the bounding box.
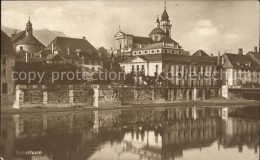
[1,0,260,160]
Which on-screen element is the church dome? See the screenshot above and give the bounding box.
[161,9,169,21]
[149,27,165,35]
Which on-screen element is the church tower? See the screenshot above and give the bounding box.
[26,16,33,35]
[160,2,172,37]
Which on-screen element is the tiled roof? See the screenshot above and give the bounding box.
[192,50,209,57]
[159,37,178,44]
[224,53,260,70]
[16,33,45,46]
[1,31,16,56]
[133,36,153,44]
[11,30,26,42]
[44,36,98,56]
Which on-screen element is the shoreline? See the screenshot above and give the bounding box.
[1,97,260,114]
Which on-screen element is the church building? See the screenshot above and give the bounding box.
[113,3,189,57]
[11,17,45,62]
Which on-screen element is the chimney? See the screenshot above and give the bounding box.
[25,52,28,63]
[238,48,243,55]
[67,45,70,55]
[82,36,85,39]
[211,53,213,57]
[51,43,54,54]
[254,46,257,53]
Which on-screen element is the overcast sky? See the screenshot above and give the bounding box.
[1,1,259,55]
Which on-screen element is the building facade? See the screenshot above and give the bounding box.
[1,31,16,95]
[221,49,260,86]
[112,4,189,57]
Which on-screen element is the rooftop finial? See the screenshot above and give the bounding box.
[164,1,167,10]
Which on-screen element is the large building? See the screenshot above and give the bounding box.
[1,31,16,95]
[221,48,260,86]
[118,4,219,87]
[112,4,189,57]
[43,36,103,72]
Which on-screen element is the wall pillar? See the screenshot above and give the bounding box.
[43,91,48,104]
[193,88,198,101]
[202,89,206,100]
[221,85,229,99]
[93,85,99,107]
[69,90,74,103]
[13,85,21,109]
[167,89,171,101]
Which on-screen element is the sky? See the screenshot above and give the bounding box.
[1,1,259,55]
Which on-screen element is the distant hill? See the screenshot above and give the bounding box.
[1,26,66,46]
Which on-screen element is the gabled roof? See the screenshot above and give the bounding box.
[133,36,153,44]
[46,54,67,61]
[192,50,209,57]
[11,30,26,42]
[1,31,16,56]
[44,36,98,55]
[223,53,259,70]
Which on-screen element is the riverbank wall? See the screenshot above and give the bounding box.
[13,84,221,109]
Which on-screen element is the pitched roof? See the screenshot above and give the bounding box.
[1,31,16,56]
[16,33,44,46]
[44,36,98,55]
[46,54,67,61]
[192,50,210,57]
[133,36,153,44]
[224,53,259,70]
[11,30,26,42]
[159,37,178,44]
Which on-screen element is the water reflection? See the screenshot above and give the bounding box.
[0,106,259,160]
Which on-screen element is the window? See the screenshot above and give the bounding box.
[2,69,7,76]
[157,50,160,53]
[151,50,154,53]
[122,66,125,72]
[156,65,158,73]
[145,51,148,54]
[119,42,122,50]
[132,65,135,71]
[2,58,7,65]
[155,36,159,41]
[2,83,7,94]
[165,50,167,53]
[20,46,23,51]
[137,65,139,72]
[139,51,141,54]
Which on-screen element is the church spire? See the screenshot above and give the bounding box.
[156,15,160,28]
[26,16,33,35]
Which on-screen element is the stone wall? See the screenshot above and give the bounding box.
[16,85,221,108]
